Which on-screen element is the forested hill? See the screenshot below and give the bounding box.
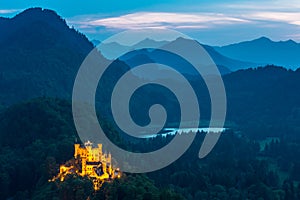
[223,66,300,138]
[1,97,300,199]
[0,8,96,105]
[0,98,76,198]
[0,98,183,199]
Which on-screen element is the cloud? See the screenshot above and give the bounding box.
[180,1,300,27]
[66,1,300,44]
[211,0,300,12]
[69,7,300,34]
[0,9,20,14]
[69,12,250,30]
[238,11,300,27]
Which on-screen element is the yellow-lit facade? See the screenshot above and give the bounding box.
[52,141,121,190]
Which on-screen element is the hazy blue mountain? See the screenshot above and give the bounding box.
[201,43,256,72]
[97,37,256,74]
[214,37,300,69]
[97,38,168,59]
[2,8,299,126]
[98,41,131,59]
[91,39,101,46]
[118,37,259,75]
[132,38,169,49]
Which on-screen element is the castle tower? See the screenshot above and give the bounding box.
[74,144,80,158]
[98,144,102,157]
[85,141,93,161]
[107,153,112,175]
[81,157,87,176]
[102,161,107,174]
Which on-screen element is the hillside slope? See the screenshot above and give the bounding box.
[0,8,96,105]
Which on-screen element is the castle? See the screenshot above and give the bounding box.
[52,141,121,190]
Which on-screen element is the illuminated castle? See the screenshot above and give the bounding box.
[52,141,121,190]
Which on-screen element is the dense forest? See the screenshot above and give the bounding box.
[1,97,300,200]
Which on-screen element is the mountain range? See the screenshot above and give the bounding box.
[1,8,300,128]
[214,37,300,69]
[94,36,300,72]
[95,38,257,74]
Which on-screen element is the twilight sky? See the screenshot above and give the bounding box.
[1,0,300,45]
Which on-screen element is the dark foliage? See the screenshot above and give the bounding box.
[0,8,95,105]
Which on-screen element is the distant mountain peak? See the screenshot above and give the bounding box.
[174,36,193,42]
[132,38,169,49]
[256,36,272,41]
[141,38,157,42]
[283,39,297,44]
[164,37,200,49]
[252,37,298,46]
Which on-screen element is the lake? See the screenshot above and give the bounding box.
[140,127,227,138]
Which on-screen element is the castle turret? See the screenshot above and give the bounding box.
[98,144,103,156]
[74,144,80,158]
[106,153,112,175]
[81,157,87,176]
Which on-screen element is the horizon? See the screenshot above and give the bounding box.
[92,35,299,47]
[1,0,300,46]
[1,8,299,47]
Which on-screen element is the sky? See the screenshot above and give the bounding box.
[1,0,300,45]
